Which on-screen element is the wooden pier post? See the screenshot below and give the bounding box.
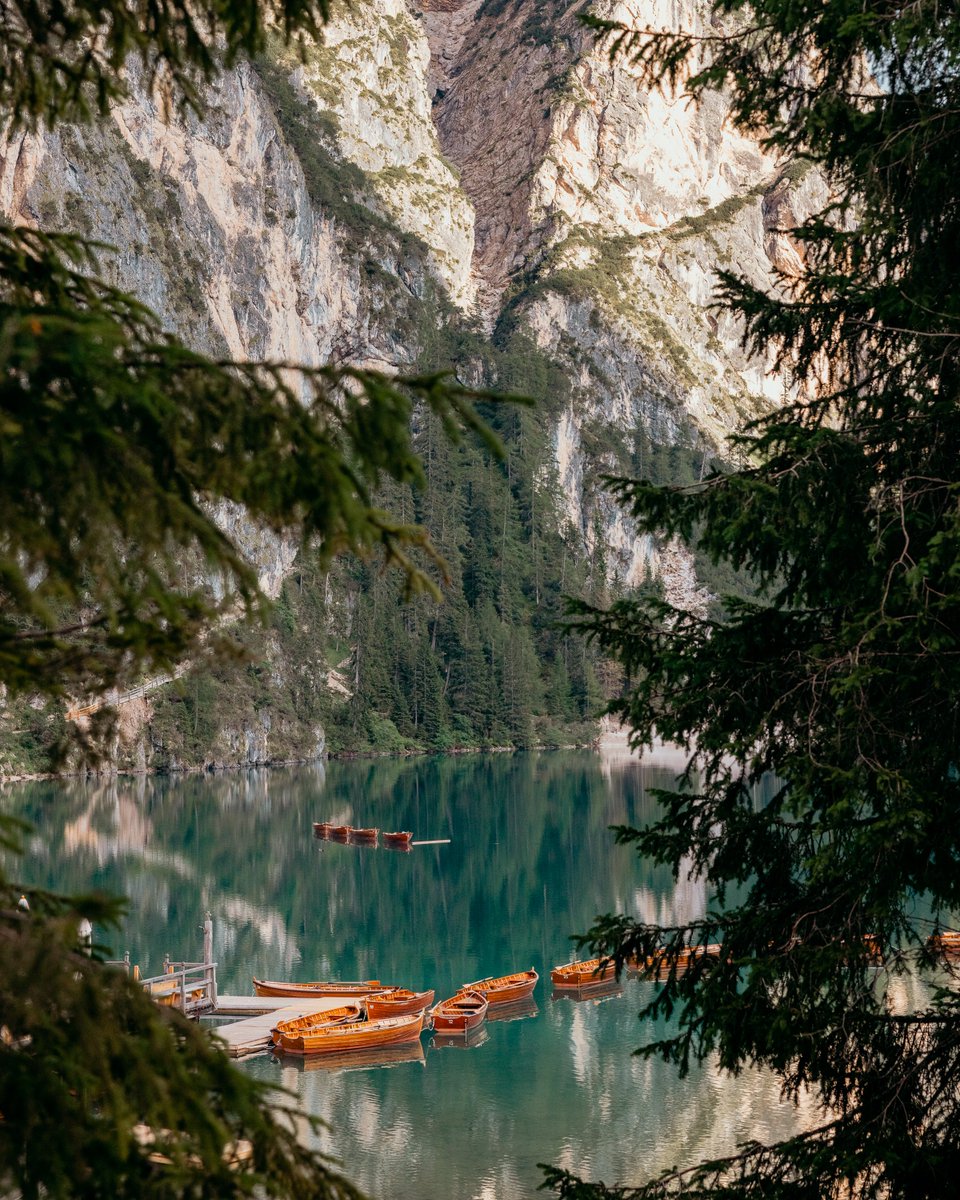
[203,912,218,1009]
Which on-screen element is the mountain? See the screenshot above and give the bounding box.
[0,0,824,774]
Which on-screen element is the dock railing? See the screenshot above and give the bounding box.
[107,913,219,1016]
[137,960,218,1015]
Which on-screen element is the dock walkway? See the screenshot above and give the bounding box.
[210,996,353,1058]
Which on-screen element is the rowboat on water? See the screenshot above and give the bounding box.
[270,1004,363,1051]
[629,944,723,974]
[460,967,538,1005]
[550,957,617,989]
[383,830,413,847]
[273,1011,425,1056]
[430,990,488,1034]
[253,977,392,998]
[929,930,960,955]
[364,987,435,1020]
[327,825,350,840]
[348,826,379,842]
[313,822,333,838]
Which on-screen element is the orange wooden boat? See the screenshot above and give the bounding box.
[270,1004,362,1051]
[460,967,538,1005]
[550,957,617,989]
[383,830,413,847]
[274,1011,425,1056]
[430,990,488,1034]
[253,977,392,998]
[630,944,723,975]
[929,930,960,955]
[364,987,435,1019]
[348,826,379,842]
[327,825,350,840]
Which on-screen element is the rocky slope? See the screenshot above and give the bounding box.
[0,0,825,770]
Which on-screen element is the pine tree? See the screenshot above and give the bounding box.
[545,4,960,1198]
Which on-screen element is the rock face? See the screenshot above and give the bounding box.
[0,0,826,766]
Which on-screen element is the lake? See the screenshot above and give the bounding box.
[3,748,810,1199]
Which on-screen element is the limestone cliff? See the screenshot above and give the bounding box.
[0,0,825,769]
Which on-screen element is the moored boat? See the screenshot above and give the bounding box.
[430,990,488,1034]
[347,826,379,842]
[270,1004,363,1051]
[460,967,538,1005]
[364,987,435,1019]
[630,944,723,975]
[929,929,960,955]
[313,821,333,838]
[253,977,391,998]
[550,957,617,989]
[383,830,413,847]
[274,1011,425,1056]
[327,825,350,841]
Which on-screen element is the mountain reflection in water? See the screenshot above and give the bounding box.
[3,750,811,1199]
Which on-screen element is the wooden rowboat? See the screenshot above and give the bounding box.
[270,1004,362,1051]
[313,821,333,838]
[364,987,435,1020]
[327,825,350,841]
[348,826,379,842]
[274,1011,425,1056]
[430,990,488,1034]
[383,830,413,847]
[460,967,538,1005]
[928,930,960,955]
[629,944,723,975]
[550,957,617,989]
[253,977,392,998]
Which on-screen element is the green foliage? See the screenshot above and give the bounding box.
[552,2,960,1198]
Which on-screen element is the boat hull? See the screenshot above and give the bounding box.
[460,968,538,1005]
[550,958,617,989]
[253,977,390,998]
[365,989,435,1020]
[271,1004,363,1051]
[276,1011,425,1056]
[383,831,413,847]
[430,990,488,1034]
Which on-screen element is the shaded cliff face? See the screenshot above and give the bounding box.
[425,0,826,589]
[0,0,825,767]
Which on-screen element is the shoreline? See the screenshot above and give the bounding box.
[0,727,698,785]
[0,731,607,785]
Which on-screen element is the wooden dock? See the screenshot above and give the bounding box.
[210,996,358,1058]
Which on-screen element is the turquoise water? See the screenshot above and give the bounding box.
[4,750,804,1199]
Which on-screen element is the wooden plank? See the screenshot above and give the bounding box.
[410,839,451,846]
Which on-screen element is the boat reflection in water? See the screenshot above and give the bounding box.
[272,1041,426,1074]
[484,997,539,1024]
[550,981,623,1005]
[431,1025,490,1052]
